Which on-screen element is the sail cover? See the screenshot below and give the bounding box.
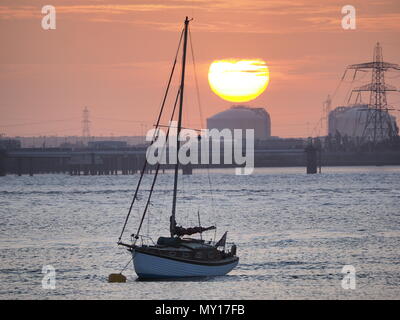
[170,217,215,237]
[170,215,216,237]
[174,225,216,237]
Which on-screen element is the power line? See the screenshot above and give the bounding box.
[0,118,78,128]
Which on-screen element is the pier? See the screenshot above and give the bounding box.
[2,149,148,176]
[1,147,400,176]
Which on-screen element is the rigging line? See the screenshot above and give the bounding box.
[147,207,150,237]
[117,29,184,243]
[92,117,152,124]
[197,209,202,241]
[153,28,184,134]
[134,87,181,241]
[188,27,204,128]
[119,256,133,274]
[171,17,190,237]
[189,26,216,236]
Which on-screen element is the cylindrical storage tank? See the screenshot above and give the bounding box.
[207,106,271,140]
[328,104,398,139]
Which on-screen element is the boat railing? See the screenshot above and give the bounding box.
[131,234,156,247]
[225,242,235,250]
[214,241,236,253]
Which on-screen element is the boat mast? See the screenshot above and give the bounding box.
[170,16,190,237]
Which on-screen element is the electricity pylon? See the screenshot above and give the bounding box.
[346,42,400,144]
[82,107,91,142]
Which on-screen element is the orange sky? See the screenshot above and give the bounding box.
[1,0,400,138]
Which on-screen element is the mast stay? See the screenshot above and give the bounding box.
[170,16,190,237]
[117,28,184,243]
[169,17,216,238]
[119,17,215,245]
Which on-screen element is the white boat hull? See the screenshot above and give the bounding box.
[132,250,238,279]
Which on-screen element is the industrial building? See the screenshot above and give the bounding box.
[0,138,21,150]
[207,106,271,140]
[87,140,128,149]
[328,104,398,140]
[327,43,400,144]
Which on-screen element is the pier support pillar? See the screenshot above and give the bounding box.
[17,158,22,176]
[29,158,34,176]
[305,144,317,174]
[182,163,193,175]
[0,150,6,176]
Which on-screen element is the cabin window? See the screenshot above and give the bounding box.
[183,252,190,258]
[168,251,176,257]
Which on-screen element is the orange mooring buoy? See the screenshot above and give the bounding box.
[108,273,126,283]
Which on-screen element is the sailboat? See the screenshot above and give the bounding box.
[116,17,238,279]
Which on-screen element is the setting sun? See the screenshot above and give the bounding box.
[208,59,270,103]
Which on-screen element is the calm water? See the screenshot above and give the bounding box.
[0,166,399,299]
